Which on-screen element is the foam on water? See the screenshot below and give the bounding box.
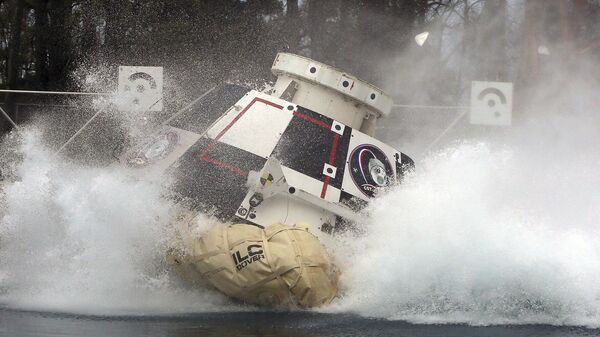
[0,130,239,315]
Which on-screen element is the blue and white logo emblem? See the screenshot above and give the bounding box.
[348,144,394,197]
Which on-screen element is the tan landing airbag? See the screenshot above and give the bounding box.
[167,221,339,308]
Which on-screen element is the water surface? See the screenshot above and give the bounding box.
[2,309,599,337]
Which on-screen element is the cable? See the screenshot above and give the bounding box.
[0,106,18,130]
[0,89,112,96]
[54,103,111,156]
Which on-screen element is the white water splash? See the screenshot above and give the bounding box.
[328,113,600,326]
[2,103,600,326]
[0,130,237,315]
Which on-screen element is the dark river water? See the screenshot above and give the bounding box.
[1,309,599,337]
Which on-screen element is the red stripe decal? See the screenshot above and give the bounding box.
[290,108,342,199]
[199,155,247,177]
[320,133,341,199]
[320,176,331,198]
[328,133,340,165]
[199,97,283,176]
[293,111,330,129]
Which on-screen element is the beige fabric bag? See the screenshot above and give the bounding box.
[167,221,339,307]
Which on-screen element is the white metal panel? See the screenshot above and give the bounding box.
[272,53,392,117]
[238,195,334,233]
[206,91,293,158]
[281,166,341,203]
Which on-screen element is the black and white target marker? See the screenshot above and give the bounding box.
[470,81,513,126]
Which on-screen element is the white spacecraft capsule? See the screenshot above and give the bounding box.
[120,53,414,307]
